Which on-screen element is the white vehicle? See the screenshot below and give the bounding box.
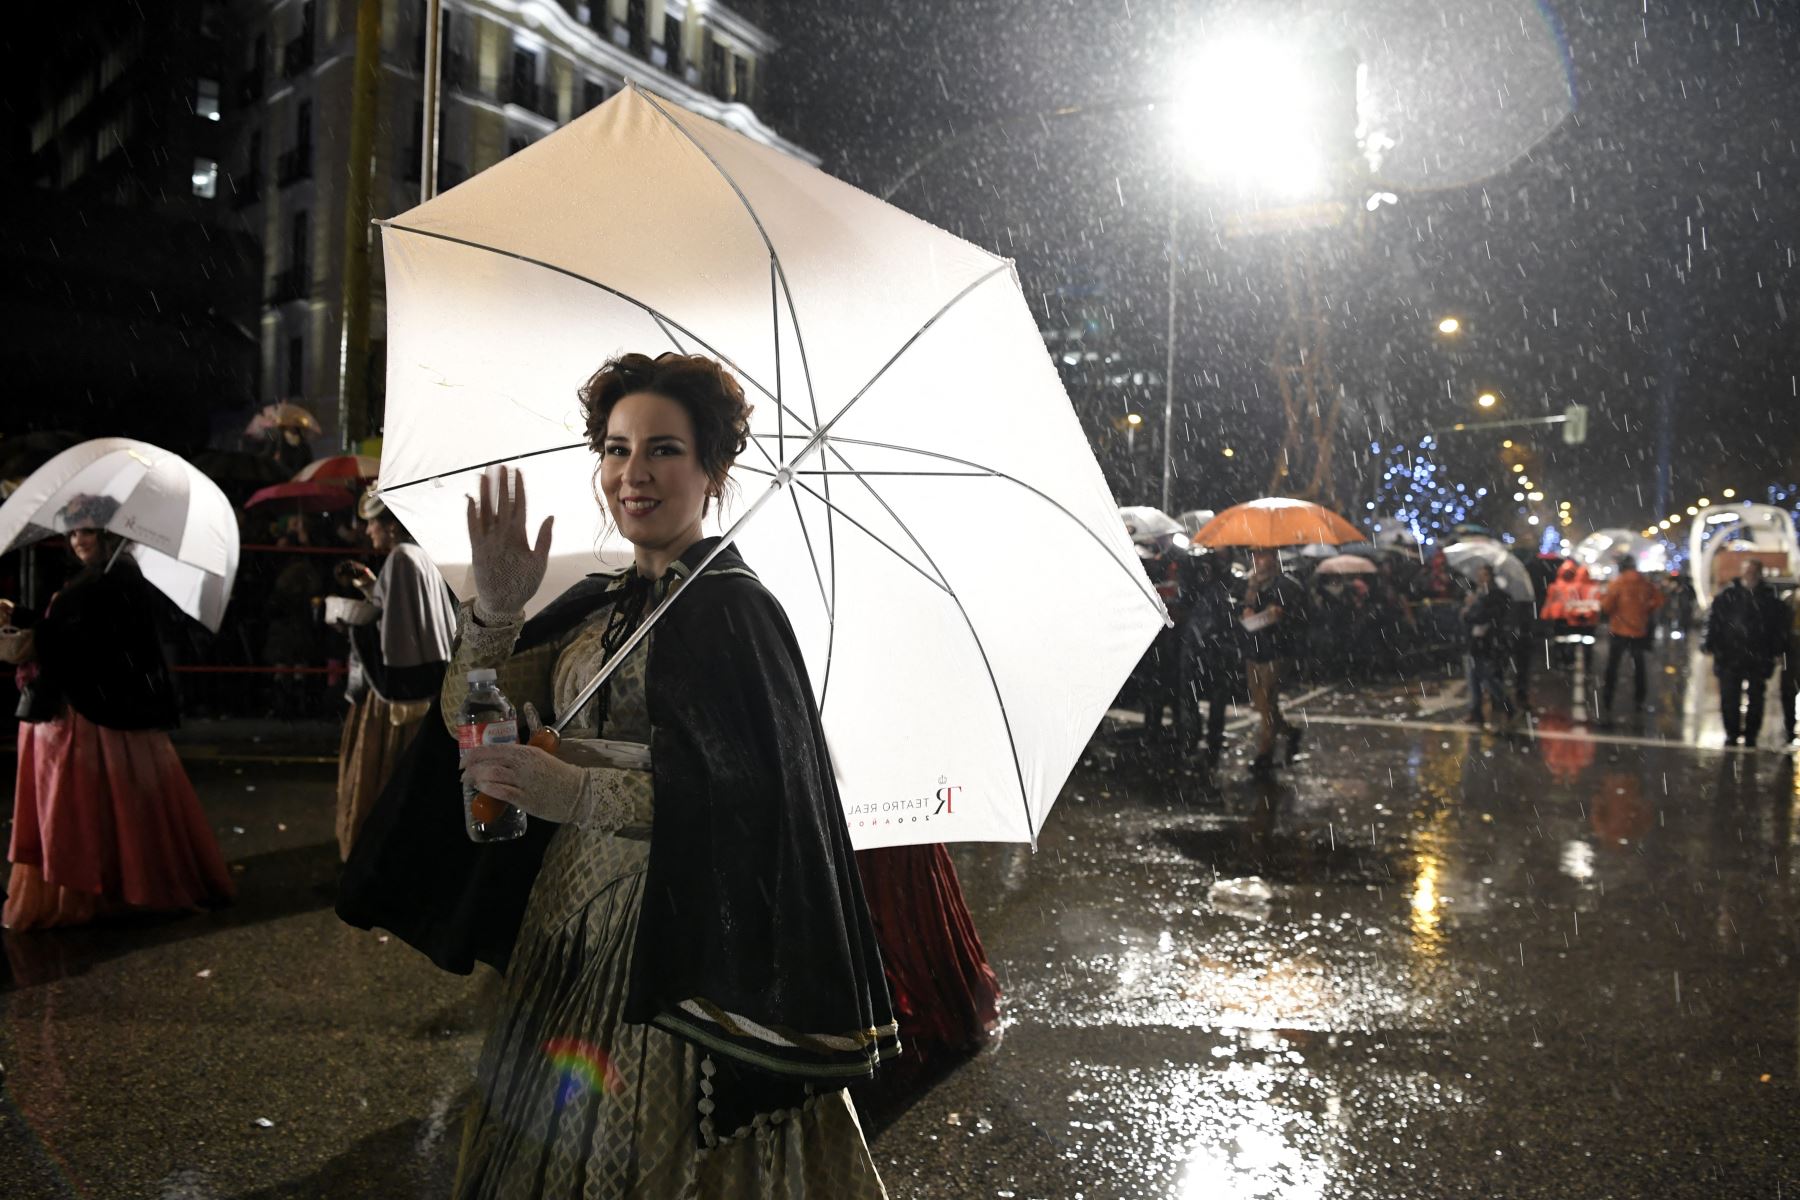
[1687,504,1800,613]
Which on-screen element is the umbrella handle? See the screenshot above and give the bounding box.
[467,727,561,823]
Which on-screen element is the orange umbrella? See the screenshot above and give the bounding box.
[1192,498,1364,549]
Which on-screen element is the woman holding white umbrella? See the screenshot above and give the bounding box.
[1,494,234,930]
[347,353,894,1196]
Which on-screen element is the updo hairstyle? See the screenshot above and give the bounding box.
[578,352,753,516]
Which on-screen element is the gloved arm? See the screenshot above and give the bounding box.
[459,742,652,831]
[466,465,553,624]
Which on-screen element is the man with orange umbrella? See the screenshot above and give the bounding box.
[1193,498,1357,773]
[1240,548,1308,772]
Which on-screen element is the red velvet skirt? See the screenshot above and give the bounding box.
[855,844,1001,1060]
[5,710,235,931]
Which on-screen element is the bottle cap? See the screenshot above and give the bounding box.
[466,667,497,683]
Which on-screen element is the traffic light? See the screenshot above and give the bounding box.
[1562,404,1588,446]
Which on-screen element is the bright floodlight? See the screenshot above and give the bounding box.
[1176,37,1326,197]
[1126,413,1144,426]
[1477,392,1498,408]
[1438,317,1460,334]
[1722,488,1736,498]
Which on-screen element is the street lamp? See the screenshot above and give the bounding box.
[1722,487,1736,499]
[1222,447,1235,458]
[1476,391,1498,409]
[1437,316,1461,335]
[1165,34,1345,511]
[1174,36,1331,198]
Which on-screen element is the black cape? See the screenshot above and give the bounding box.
[24,555,180,731]
[337,539,898,1083]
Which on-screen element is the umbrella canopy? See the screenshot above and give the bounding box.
[374,85,1163,849]
[0,438,239,631]
[1176,508,1216,535]
[1315,554,1377,576]
[1119,505,1184,543]
[1441,539,1532,599]
[245,402,321,437]
[294,454,380,484]
[246,479,358,513]
[1192,498,1364,549]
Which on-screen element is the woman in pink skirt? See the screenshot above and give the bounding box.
[3,497,234,930]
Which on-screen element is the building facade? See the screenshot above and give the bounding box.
[7,1,261,447]
[224,0,807,450]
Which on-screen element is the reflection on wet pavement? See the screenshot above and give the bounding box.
[884,661,1797,1196]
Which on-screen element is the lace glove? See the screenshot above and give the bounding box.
[466,465,553,624]
[459,743,646,831]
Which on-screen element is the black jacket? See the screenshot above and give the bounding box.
[337,538,897,1084]
[25,556,179,730]
[1704,580,1786,677]
[1462,586,1512,663]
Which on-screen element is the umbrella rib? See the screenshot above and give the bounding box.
[824,435,1168,620]
[631,86,843,707]
[789,478,949,598]
[801,446,1035,843]
[376,221,824,443]
[787,482,836,621]
[651,311,690,355]
[629,86,822,429]
[798,265,1014,453]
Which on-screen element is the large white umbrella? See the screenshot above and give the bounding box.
[375,85,1164,849]
[0,438,240,632]
[1441,539,1531,601]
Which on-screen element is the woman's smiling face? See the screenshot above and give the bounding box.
[599,390,712,562]
[69,528,104,565]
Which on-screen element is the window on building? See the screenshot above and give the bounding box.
[627,0,648,56]
[287,334,304,396]
[253,34,267,78]
[707,42,726,98]
[733,56,749,102]
[663,14,682,72]
[296,100,312,149]
[191,157,219,197]
[300,0,316,46]
[583,79,606,113]
[248,129,262,175]
[196,77,221,122]
[510,47,538,109]
[290,210,308,276]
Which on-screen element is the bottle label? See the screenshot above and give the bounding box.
[457,719,518,751]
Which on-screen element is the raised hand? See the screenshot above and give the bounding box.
[466,465,553,621]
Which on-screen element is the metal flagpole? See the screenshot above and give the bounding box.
[421,0,442,203]
[1161,163,1178,513]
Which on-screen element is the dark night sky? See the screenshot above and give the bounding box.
[758,0,1800,529]
[4,2,1797,530]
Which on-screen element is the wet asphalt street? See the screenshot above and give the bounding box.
[2,638,1796,1199]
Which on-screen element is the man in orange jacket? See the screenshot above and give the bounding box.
[1599,554,1665,720]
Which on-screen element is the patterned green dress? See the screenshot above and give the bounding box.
[443,576,888,1200]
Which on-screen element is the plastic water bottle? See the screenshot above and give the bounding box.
[457,668,527,843]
